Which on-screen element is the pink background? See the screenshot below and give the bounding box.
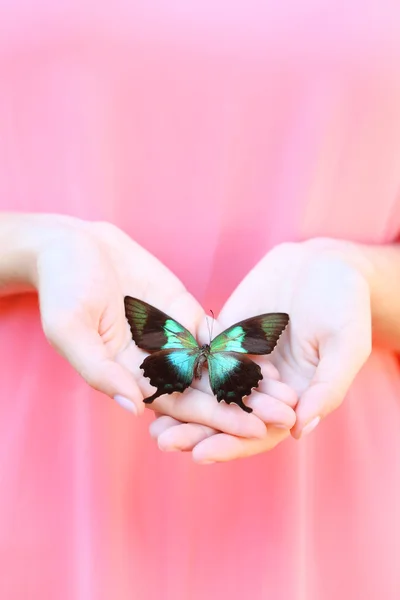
[1,1,400,598]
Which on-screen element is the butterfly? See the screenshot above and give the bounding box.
[124,296,289,413]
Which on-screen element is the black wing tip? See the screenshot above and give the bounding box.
[124,295,137,311]
[282,313,290,326]
[124,295,140,306]
[269,312,290,339]
[268,312,290,323]
[213,362,263,412]
[143,391,163,404]
[216,397,254,413]
[259,312,289,323]
[124,295,152,306]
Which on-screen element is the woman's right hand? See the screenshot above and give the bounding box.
[5,213,294,439]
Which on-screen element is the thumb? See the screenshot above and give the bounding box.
[45,317,145,415]
[291,330,371,439]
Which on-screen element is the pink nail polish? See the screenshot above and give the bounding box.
[302,416,320,437]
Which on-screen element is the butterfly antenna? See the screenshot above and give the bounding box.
[208,309,215,342]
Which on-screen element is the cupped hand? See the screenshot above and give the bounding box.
[29,214,292,439]
[152,238,372,462]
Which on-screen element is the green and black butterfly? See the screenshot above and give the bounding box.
[124,296,289,413]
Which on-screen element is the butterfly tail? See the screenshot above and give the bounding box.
[143,389,166,404]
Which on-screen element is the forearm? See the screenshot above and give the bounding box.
[0,213,41,296]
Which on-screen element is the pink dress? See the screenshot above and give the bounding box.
[1,2,400,599]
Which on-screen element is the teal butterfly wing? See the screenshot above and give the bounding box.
[210,313,289,355]
[124,296,200,403]
[207,352,263,413]
[139,348,199,403]
[208,313,289,412]
[125,297,289,411]
[124,296,199,352]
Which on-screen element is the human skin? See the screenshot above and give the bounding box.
[1,213,400,462]
[152,237,400,462]
[0,212,297,441]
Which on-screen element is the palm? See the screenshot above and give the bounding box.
[224,241,370,397]
[38,220,205,412]
[152,240,372,462]
[37,220,282,439]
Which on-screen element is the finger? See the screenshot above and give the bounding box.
[255,358,281,380]
[291,328,371,439]
[151,386,296,448]
[152,394,295,452]
[47,318,145,415]
[256,377,298,407]
[157,422,217,452]
[143,352,294,433]
[243,391,296,428]
[155,398,294,453]
[149,415,183,438]
[150,387,268,439]
[118,342,269,439]
[192,427,291,463]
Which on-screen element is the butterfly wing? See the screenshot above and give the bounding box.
[207,352,262,413]
[124,296,199,352]
[124,296,200,403]
[207,313,289,412]
[125,299,289,411]
[140,348,198,403]
[210,313,289,355]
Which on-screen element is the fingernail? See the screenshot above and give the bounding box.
[302,416,320,437]
[198,459,216,464]
[114,395,138,415]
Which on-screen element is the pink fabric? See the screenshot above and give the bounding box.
[1,2,400,598]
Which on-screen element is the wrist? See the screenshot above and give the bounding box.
[302,236,400,350]
[305,235,374,273]
[0,213,86,294]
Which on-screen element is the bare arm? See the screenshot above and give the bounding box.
[1,215,400,350]
[0,212,38,295]
[362,243,400,352]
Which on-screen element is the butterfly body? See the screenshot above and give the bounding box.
[124,296,288,413]
[193,344,209,379]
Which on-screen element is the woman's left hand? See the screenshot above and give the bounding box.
[150,238,372,463]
